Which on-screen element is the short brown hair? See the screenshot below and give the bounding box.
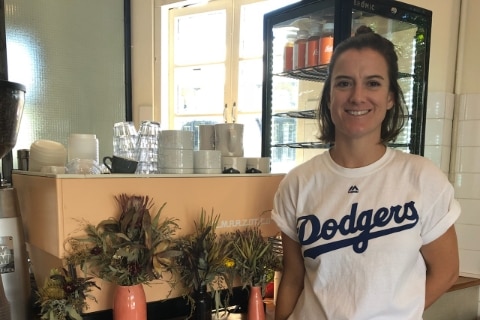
[317,26,406,144]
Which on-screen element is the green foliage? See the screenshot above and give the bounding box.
[174,209,235,317]
[227,226,281,291]
[65,194,181,287]
[36,267,99,320]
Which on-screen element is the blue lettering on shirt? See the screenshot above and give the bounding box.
[297,201,419,259]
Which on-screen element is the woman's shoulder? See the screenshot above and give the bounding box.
[389,149,448,181]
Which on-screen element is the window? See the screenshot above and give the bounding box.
[158,0,300,155]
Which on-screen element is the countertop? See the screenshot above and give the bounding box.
[29,277,479,319]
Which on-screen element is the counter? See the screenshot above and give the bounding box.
[12,171,285,314]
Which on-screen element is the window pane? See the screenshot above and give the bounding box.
[174,10,226,65]
[235,114,262,157]
[239,0,301,58]
[174,64,225,115]
[237,59,263,112]
[177,117,223,150]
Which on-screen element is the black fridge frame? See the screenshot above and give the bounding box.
[261,0,432,159]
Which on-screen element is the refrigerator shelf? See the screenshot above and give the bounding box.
[273,142,411,149]
[275,65,329,82]
[275,66,414,83]
[273,109,317,119]
[273,142,330,149]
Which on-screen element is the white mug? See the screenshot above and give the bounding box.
[214,123,244,157]
[198,125,215,150]
[246,157,271,173]
[158,148,194,169]
[194,150,222,169]
[159,130,194,150]
[221,156,246,174]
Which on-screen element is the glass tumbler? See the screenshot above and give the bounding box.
[113,121,137,159]
[134,121,160,174]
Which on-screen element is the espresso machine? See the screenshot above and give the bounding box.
[0,80,30,319]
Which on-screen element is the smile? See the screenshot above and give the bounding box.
[347,110,370,116]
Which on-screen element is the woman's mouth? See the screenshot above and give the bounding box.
[347,109,370,116]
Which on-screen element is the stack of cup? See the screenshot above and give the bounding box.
[113,121,137,160]
[134,121,160,174]
[67,133,99,163]
[214,123,246,173]
[158,130,194,174]
[29,139,67,172]
[194,150,222,174]
[198,124,215,151]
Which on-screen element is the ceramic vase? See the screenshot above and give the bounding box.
[113,284,147,320]
[248,286,265,320]
[191,285,212,320]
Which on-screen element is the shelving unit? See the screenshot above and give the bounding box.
[261,0,432,172]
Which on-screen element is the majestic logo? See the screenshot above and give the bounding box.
[297,201,419,259]
[348,185,359,193]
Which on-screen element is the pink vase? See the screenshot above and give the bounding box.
[248,286,265,320]
[113,284,147,320]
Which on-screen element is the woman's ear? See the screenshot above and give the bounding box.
[387,92,394,110]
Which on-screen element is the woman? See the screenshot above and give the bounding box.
[272,26,460,320]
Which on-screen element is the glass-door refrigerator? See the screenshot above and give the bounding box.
[261,0,432,173]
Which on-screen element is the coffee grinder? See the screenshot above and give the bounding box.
[0,80,30,320]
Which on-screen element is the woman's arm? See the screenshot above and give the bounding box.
[420,225,459,309]
[274,232,305,320]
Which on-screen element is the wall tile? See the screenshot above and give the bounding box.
[459,248,480,277]
[457,224,480,250]
[456,199,480,225]
[427,92,447,119]
[454,173,480,199]
[455,94,467,121]
[424,145,451,172]
[456,147,480,173]
[456,120,480,147]
[425,118,452,146]
[465,94,480,120]
[445,93,455,120]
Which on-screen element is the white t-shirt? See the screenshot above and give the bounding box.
[272,148,461,320]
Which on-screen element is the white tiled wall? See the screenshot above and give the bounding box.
[451,93,480,278]
[425,92,480,315]
[424,92,455,173]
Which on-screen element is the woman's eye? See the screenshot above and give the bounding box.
[367,80,381,87]
[335,81,351,88]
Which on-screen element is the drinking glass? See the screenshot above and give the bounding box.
[113,121,137,160]
[134,121,160,174]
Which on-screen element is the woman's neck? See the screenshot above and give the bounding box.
[329,141,387,168]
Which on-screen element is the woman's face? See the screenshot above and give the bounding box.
[328,48,394,144]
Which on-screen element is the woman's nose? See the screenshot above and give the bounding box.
[349,85,366,104]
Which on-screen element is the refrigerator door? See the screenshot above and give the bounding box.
[261,0,432,173]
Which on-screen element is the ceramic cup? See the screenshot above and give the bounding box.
[214,123,244,157]
[159,130,194,150]
[193,150,222,169]
[158,148,194,169]
[198,125,215,150]
[245,157,271,174]
[103,155,138,173]
[221,156,246,174]
[67,133,99,163]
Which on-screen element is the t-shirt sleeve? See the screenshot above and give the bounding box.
[271,174,300,243]
[421,177,461,245]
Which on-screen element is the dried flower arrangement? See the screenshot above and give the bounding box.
[36,266,99,320]
[174,209,234,317]
[65,194,180,287]
[227,225,281,292]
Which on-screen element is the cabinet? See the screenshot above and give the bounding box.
[261,0,432,173]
